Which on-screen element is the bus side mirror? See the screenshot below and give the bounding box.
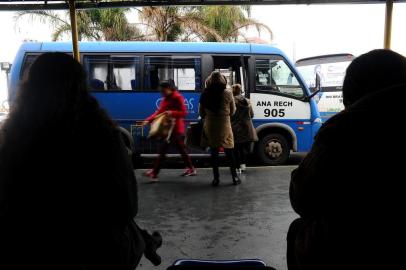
[314,73,321,92]
[304,89,321,102]
[309,86,317,93]
[304,73,322,101]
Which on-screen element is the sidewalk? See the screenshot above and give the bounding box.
[135,166,298,270]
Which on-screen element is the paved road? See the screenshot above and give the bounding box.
[135,165,299,270]
[139,152,306,169]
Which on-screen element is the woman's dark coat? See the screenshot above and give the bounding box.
[288,84,405,270]
[0,107,144,270]
[231,95,258,144]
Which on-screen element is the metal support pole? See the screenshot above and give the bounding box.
[6,71,10,90]
[384,0,394,49]
[68,0,80,62]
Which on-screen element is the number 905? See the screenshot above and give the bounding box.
[264,108,285,117]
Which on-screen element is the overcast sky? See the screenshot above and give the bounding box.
[1,3,406,101]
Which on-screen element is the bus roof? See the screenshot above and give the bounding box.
[296,53,355,66]
[17,41,285,56]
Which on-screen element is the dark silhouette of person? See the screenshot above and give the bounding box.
[287,49,406,270]
[0,53,161,270]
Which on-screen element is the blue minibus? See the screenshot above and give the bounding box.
[8,42,321,165]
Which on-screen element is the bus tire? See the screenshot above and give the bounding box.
[256,133,290,165]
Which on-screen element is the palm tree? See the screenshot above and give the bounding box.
[85,9,140,41]
[14,6,272,43]
[14,9,138,41]
[136,6,272,43]
[136,7,223,42]
[200,6,273,42]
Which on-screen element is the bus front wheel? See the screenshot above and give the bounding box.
[256,133,290,165]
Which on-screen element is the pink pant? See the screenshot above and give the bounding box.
[153,134,193,174]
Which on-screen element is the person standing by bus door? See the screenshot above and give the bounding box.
[231,84,258,174]
[199,71,241,187]
[142,81,196,181]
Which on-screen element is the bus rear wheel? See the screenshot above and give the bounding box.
[256,133,290,165]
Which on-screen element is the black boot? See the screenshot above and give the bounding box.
[142,230,163,266]
[212,165,220,187]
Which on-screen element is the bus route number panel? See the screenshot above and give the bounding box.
[250,93,311,120]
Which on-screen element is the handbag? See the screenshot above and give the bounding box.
[186,120,203,150]
[148,113,175,142]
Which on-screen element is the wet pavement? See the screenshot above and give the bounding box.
[135,165,299,270]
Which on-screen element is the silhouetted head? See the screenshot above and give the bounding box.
[16,52,89,118]
[1,52,112,149]
[0,52,115,222]
[342,49,406,107]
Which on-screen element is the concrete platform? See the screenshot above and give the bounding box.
[135,166,298,270]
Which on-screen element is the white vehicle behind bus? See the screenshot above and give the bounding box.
[296,54,355,122]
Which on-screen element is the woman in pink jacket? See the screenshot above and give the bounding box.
[143,81,196,181]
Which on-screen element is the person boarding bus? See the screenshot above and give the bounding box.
[231,84,258,173]
[199,72,241,186]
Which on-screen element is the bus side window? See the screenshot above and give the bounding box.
[83,55,141,91]
[111,57,140,91]
[84,56,108,91]
[143,56,201,91]
[255,58,304,99]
